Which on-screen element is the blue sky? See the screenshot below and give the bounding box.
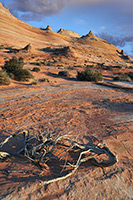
[1,0,133,57]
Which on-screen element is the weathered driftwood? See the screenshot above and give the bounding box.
[0,129,117,183]
[0,152,10,161]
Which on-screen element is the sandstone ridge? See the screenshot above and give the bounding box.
[0,3,132,62]
[57,28,80,38]
[44,25,53,31]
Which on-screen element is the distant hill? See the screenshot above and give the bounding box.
[0,3,132,63]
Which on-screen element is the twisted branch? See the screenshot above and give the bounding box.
[0,129,117,183]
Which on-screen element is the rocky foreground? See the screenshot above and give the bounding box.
[0,77,132,199]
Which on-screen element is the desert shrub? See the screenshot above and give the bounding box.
[3,57,33,81]
[0,45,4,49]
[3,56,24,74]
[0,71,10,85]
[77,69,103,82]
[19,57,24,63]
[8,73,15,79]
[14,69,33,81]
[114,73,131,82]
[58,70,70,77]
[32,67,40,72]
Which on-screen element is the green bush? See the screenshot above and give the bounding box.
[14,69,33,81]
[0,45,4,49]
[19,57,24,63]
[58,70,70,77]
[77,69,103,82]
[3,56,24,74]
[114,72,133,82]
[8,73,15,79]
[3,57,33,82]
[0,71,10,85]
[114,73,131,82]
[32,67,40,72]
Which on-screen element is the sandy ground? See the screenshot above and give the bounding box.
[0,74,133,199]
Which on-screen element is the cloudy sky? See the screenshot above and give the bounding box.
[1,0,133,57]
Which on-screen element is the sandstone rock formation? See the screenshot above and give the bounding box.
[45,25,53,31]
[86,30,96,38]
[57,28,80,38]
[81,30,100,41]
[0,3,132,63]
[20,43,34,52]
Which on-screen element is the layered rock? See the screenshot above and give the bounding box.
[0,3,68,47]
[81,30,98,40]
[0,3,131,62]
[58,29,80,38]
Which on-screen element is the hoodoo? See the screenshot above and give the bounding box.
[45,25,53,31]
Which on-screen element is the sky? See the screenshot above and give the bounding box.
[1,0,133,57]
